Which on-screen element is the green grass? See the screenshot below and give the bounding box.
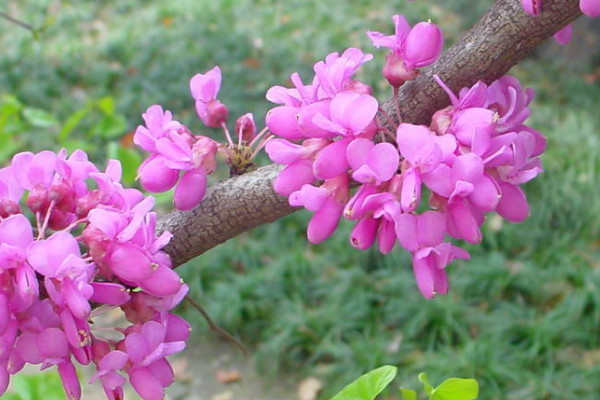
[2,1,600,399]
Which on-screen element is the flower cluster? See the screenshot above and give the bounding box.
[367,15,443,86]
[521,0,600,44]
[0,149,189,400]
[266,15,546,299]
[136,66,273,208]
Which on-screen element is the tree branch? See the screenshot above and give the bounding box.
[159,0,582,267]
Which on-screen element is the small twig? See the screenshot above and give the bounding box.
[0,12,35,32]
[185,296,248,356]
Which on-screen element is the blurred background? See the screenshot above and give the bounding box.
[1,0,600,399]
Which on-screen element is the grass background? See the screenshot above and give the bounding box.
[2,0,600,399]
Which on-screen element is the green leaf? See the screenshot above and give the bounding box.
[59,107,90,142]
[399,387,418,400]
[22,107,58,128]
[107,142,142,184]
[418,373,433,396]
[431,378,479,400]
[330,366,397,400]
[96,96,115,115]
[0,95,23,115]
[93,114,128,139]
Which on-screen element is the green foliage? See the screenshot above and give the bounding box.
[4,371,65,400]
[330,368,479,400]
[330,366,397,400]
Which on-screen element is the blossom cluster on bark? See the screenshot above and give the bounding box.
[0,1,595,398]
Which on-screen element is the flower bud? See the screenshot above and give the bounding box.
[201,99,229,128]
[382,53,418,87]
[235,113,257,144]
[404,21,444,68]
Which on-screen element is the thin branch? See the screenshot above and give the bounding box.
[185,296,248,356]
[0,12,35,32]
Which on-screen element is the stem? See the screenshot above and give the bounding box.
[37,200,56,240]
[63,218,89,232]
[185,296,248,356]
[250,133,273,160]
[248,126,270,147]
[392,86,403,124]
[0,12,34,32]
[221,122,235,147]
[378,106,398,132]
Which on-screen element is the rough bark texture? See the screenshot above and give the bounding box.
[159,0,581,267]
[157,164,292,267]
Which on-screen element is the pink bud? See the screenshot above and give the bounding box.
[350,217,378,250]
[521,0,542,16]
[58,361,82,400]
[235,113,257,143]
[553,24,572,45]
[201,99,229,128]
[382,52,418,87]
[26,185,49,213]
[404,21,444,68]
[580,0,600,17]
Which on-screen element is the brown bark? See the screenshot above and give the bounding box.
[159,0,582,267]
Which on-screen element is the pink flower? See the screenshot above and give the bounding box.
[581,0,600,16]
[553,24,573,45]
[521,0,542,16]
[368,15,443,86]
[395,211,469,299]
[190,66,229,128]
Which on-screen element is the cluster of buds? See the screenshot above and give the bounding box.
[0,149,189,400]
[265,15,546,299]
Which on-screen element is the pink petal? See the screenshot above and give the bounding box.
[289,185,328,211]
[130,367,165,400]
[366,143,400,182]
[266,106,303,140]
[377,219,397,254]
[108,244,153,282]
[313,140,350,179]
[452,153,484,183]
[307,198,343,244]
[400,168,422,212]
[521,0,541,15]
[412,257,436,299]
[497,183,530,222]
[553,24,573,45]
[147,358,175,388]
[90,282,131,306]
[138,156,179,193]
[297,101,335,138]
[416,211,446,247]
[274,160,315,196]
[395,213,418,252]
[404,21,443,68]
[346,138,374,170]
[15,332,43,364]
[265,139,307,164]
[447,200,482,243]
[469,175,501,212]
[349,217,378,250]
[140,265,182,297]
[173,169,207,211]
[580,0,600,16]
[58,361,81,400]
[39,328,69,359]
